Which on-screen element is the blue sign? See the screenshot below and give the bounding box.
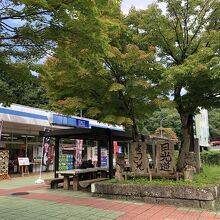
[76,119,89,128]
[101,156,108,167]
[52,114,89,128]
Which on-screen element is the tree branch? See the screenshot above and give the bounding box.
[0,10,49,20]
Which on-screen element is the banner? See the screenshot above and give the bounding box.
[113,141,118,159]
[0,120,3,141]
[75,139,83,167]
[42,131,51,166]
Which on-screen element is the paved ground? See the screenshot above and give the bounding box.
[0,173,220,220]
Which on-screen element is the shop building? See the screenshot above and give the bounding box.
[0,104,123,174]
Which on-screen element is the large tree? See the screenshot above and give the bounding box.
[0,0,110,104]
[130,0,220,169]
[42,3,165,141]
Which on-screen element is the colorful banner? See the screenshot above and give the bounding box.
[75,139,83,167]
[49,144,54,163]
[42,134,51,166]
[113,141,118,159]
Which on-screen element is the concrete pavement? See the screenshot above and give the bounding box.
[0,173,220,220]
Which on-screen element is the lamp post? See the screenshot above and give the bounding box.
[160,118,164,137]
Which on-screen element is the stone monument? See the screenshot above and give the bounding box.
[129,142,151,179]
[115,153,125,181]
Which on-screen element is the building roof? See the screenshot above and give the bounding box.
[43,126,133,142]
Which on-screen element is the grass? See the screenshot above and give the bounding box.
[110,165,220,188]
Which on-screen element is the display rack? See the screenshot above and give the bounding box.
[0,150,10,180]
[59,154,73,171]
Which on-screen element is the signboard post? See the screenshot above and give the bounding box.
[18,157,30,177]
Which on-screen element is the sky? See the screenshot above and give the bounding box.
[121,0,155,14]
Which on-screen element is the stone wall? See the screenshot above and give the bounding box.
[92,182,220,210]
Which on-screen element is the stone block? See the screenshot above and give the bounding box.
[200,200,216,211]
[155,197,201,209]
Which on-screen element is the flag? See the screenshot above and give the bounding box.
[0,120,3,141]
[75,139,83,167]
[113,141,118,159]
[42,130,51,166]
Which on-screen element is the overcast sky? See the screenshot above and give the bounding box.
[121,0,155,14]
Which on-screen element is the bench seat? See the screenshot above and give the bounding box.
[44,177,73,189]
[79,178,108,188]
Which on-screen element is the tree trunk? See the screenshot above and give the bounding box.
[177,113,195,171]
[132,123,139,142]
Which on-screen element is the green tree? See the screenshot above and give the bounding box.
[0,70,48,107]
[209,109,220,141]
[131,0,220,169]
[140,108,182,139]
[42,3,165,141]
[0,0,110,104]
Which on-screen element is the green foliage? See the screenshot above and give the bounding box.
[111,165,220,187]
[208,109,220,141]
[0,0,110,105]
[140,108,182,139]
[42,7,166,138]
[131,0,220,115]
[0,68,48,108]
[128,0,220,165]
[201,151,220,166]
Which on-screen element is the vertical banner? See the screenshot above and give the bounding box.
[101,148,108,167]
[75,139,83,167]
[42,134,51,166]
[0,120,3,141]
[48,144,54,163]
[113,141,118,160]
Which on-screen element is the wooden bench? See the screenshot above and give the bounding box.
[79,178,108,188]
[44,177,73,189]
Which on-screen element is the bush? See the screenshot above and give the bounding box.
[201,151,220,165]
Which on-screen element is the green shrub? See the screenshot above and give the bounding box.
[201,151,220,165]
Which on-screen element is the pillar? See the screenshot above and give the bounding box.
[107,129,113,179]
[54,137,60,178]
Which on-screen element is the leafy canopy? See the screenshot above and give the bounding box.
[130,0,220,115]
[42,3,166,138]
[0,0,111,104]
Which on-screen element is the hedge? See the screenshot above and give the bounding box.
[201,151,220,166]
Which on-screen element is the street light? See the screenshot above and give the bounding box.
[160,118,164,137]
